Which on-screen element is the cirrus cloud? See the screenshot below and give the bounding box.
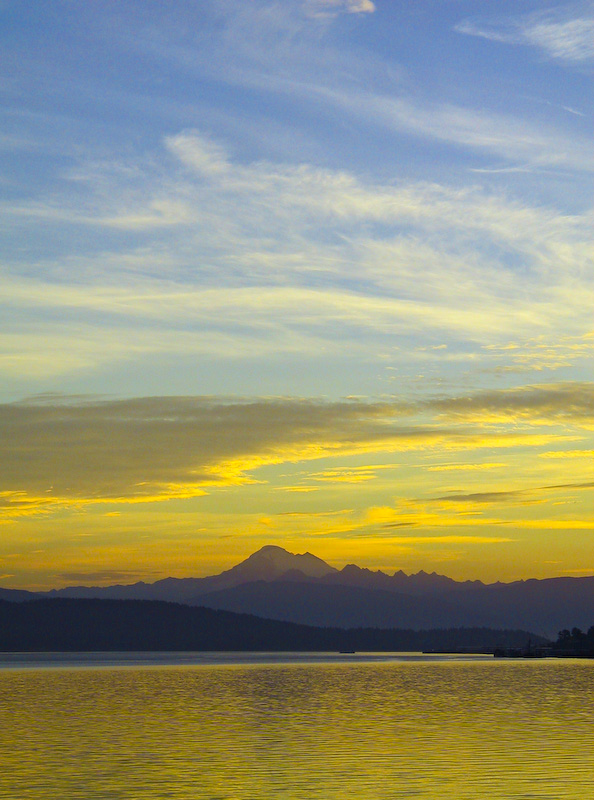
[456,4,594,65]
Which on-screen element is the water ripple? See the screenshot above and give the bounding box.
[0,658,592,799]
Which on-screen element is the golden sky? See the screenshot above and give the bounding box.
[1,1,593,589]
[2,386,592,589]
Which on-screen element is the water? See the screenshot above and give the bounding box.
[1,653,592,799]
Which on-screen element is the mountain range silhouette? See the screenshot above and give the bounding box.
[2,545,593,637]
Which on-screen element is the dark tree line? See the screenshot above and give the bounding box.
[0,598,545,653]
[554,626,594,654]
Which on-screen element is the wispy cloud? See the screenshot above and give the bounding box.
[482,333,594,375]
[426,480,593,506]
[1,388,589,517]
[103,2,593,173]
[56,569,160,583]
[2,129,592,384]
[426,463,507,473]
[539,448,594,459]
[323,87,594,172]
[427,382,594,427]
[305,0,375,18]
[456,4,594,64]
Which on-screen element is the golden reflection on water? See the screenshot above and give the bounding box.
[1,659,593,799]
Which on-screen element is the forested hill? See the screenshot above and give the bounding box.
[0,598,545,653]
[553,626,594,656]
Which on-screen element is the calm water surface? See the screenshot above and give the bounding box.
[0,653,592,799]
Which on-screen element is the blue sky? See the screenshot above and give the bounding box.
[1,1,593,587]
[2,0,592,398]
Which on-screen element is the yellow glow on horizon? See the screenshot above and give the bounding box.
[1,386,592,589]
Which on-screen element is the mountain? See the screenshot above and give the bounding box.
[233,544,335,579]
[0,546,469,605]
[194,580,496,629]
[1,545,593,637]
[0,587,39,602]
[0,598,545,653]
[436,577,594,638]
[192,577,594,637]
[33,544,337,604]
[318,563,483,595]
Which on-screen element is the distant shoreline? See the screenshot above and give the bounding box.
[0,597,547,654]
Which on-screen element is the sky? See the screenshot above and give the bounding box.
[1,0,592,590]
